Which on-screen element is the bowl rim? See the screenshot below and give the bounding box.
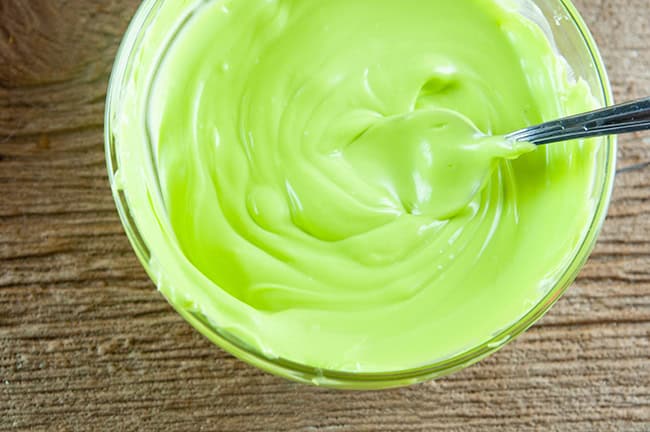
[105,0,617,390]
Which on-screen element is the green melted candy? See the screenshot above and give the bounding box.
[114,0,607,372]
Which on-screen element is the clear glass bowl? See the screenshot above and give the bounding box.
[105,0,617,389]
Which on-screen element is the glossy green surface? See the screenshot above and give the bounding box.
[114,0,605,372]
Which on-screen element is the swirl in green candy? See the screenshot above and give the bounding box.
[113,0,608,371]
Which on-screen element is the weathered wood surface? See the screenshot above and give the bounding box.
[1,1,649,430]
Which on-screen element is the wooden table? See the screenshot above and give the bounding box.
[1,1,649,430]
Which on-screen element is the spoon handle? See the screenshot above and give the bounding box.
[507,97,650,145]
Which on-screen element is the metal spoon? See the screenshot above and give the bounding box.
[506,97,650,145]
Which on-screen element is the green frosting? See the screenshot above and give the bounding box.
[114,0,606,372]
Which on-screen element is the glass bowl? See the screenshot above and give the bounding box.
[105,0,616,389]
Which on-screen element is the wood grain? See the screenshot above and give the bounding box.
[1,1,649,430]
